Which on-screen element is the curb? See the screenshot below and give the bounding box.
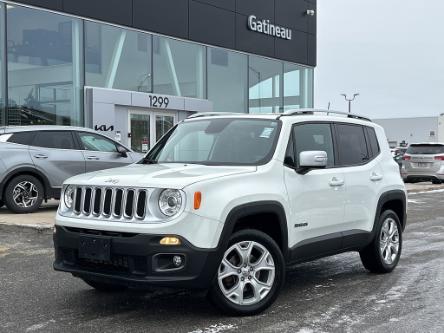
[0,222,53,234]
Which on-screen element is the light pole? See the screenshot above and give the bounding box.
[341,93,359,113]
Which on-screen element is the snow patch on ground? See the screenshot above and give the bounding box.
[25,319,55,332]
[188,323,237,333]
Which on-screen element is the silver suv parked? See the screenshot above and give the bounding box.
[401,143,444,184]
[0,126,142,213]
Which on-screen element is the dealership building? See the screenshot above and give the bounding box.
[0,0,316,152]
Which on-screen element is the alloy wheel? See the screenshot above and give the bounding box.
[217,241,275,306]
[12,181,39,208]
[379,217,400,265]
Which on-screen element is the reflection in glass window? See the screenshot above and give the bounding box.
[249,56,283,114]
[283,63,313,111]
[85,22,152,93]
[153,36,205,98]
[79,132,117,152]
[207,47,247,113]
[6,5,83,126]
[0,3,4,125]
[293,123,334,167]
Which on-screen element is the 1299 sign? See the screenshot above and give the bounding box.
[149,95,169,108]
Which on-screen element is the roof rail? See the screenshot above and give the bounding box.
[278,109,372,122]
[187,112,241,119]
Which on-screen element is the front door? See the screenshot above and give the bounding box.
[284,123,346,258]
[128,110,176,153]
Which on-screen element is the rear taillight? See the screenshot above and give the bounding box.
[434,155,444,161]
[403,154,411,161]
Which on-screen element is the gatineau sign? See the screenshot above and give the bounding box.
[247,15,292,40]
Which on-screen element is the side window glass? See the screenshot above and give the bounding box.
[79,132,117,152]
[293,123,334,167]
[33,131,75,149]
[7,131,36,145]
[366,127,380,157]
[336,124,369,166]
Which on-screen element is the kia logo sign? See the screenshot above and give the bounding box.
[95,125,114,131]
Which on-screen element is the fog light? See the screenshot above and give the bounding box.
[159,236,181,245]
[173,255,183,267]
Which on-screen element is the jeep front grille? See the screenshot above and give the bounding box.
[72,187,149,220]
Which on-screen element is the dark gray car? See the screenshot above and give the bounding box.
[0,126,143,213]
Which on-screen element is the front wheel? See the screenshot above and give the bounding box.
[208,230,285,316]
[360,210,403,273]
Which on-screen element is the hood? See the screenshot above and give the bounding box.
[65,163,257,189]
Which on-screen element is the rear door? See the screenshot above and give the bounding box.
[75,131,135,172]
[334,124,383,239]
[29,130,85,188]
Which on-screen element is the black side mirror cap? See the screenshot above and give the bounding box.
[117,146,128,157]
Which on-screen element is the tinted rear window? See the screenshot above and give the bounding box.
[7,131,36,145]
[33,131,76,150]
[365,127,380,157]
[406,144,444,154]
[336,124,369,166]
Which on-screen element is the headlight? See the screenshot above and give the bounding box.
[158,189,183,217]
[64,185,75,209]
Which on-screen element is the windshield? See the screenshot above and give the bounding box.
[406,144,444,155]
[143,118,281,165]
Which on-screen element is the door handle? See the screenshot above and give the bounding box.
[86,156,100,160]
[34,154,48,159]
[329,177,344,187]
[370,172,383,182]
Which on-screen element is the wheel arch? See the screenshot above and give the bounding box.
[0,167,52,201]
[374,190,407,233]
[218,201,289,261]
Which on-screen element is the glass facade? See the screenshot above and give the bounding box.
[208,47,247,113]
[249,55,283,114]
[0,1,314,126]
[6,5,83,126]
[153,36,205,98]
[85,21,152,93]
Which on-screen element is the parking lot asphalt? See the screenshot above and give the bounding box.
[0,189,443,333]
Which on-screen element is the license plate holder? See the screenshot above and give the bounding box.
[78,236,111,261]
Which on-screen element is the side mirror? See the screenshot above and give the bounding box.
[117,145,128,158]
[297,151,327,174]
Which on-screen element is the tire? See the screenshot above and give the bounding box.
[0,200,4,208]
[360,210,402,273]
[432,179,442,184]
[82,279,128,292]
[208,229,285,316]
[4,175,44,213]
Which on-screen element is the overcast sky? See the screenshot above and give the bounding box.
[315,0,444,119]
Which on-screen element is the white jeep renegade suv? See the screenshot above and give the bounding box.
[54,110,407,315]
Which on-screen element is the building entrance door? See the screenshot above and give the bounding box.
[128,110,177,153]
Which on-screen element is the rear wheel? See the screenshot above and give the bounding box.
[360,210,402,273]
[82,279,128,292]
[208,230,285,316]
[4,175,44,213]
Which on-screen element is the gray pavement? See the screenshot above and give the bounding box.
[0,190,444,332]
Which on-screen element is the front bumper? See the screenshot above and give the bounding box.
[53,226,222,289]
